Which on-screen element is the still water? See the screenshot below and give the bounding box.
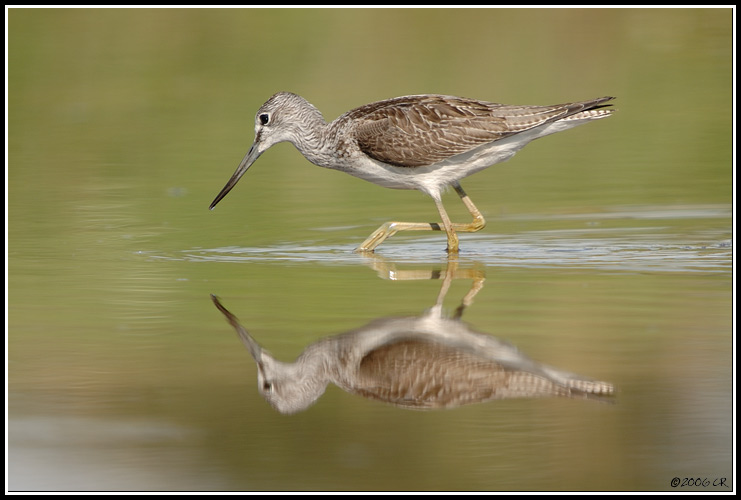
[7,7,733,492]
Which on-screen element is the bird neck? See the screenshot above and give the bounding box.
[294,343,334,377]
[291,117,332,165]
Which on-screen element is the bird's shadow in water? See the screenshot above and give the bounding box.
[211,257,615,415]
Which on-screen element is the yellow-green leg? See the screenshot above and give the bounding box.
[355,182,486,254]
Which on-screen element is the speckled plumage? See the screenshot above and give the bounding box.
[348,94,612,168]
[210,92,615,253]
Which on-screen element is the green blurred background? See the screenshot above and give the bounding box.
[7,7,733,492]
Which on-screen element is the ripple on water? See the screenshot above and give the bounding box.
[168,205,731,273]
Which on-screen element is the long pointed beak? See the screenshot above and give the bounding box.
[210,294,263,362]
[209,143,262,210]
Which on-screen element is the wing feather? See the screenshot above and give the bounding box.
[346,95,613,167]
[354,338,572,409]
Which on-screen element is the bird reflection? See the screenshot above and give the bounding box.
[211,262,614,414]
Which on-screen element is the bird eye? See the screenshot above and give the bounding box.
[263,381,273,392]
[259,113,270,125]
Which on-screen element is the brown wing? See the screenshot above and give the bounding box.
[354,338,573,409]
[349,95,613,167]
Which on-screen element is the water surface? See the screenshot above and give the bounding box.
[7,7,733,492]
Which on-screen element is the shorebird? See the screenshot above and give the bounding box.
[211,294,615,414]
[209,92,615,253]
